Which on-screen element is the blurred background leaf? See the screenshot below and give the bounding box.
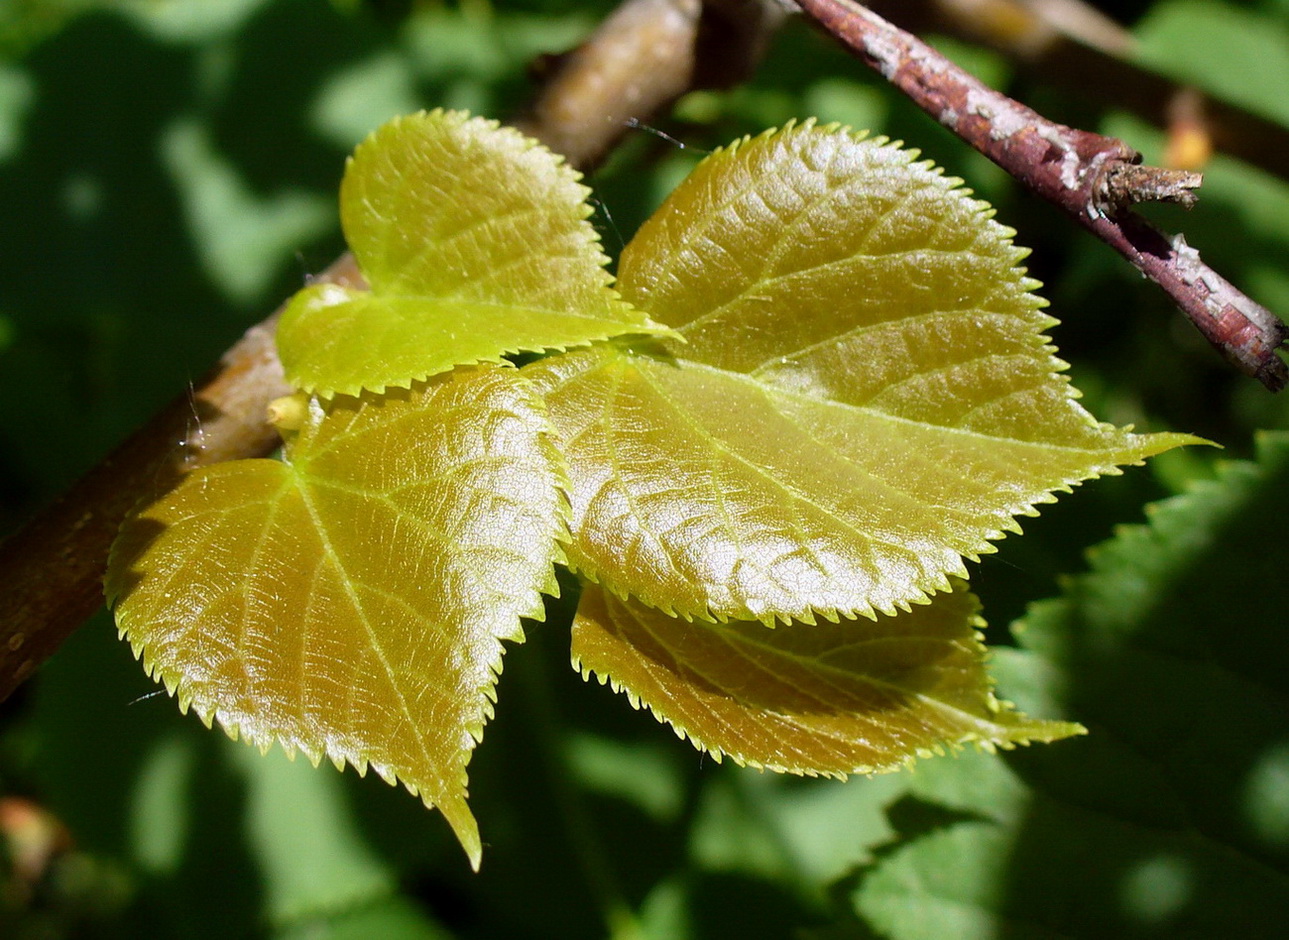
[851,432,1289,939]
[1,1,1286,937]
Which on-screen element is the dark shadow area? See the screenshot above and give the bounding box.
[18,610,265,938]
[992,441,1289,937]
[209,0,382,195]
[687,871,818,938]
[0,12,214,506]
[0,1,370,517]
[377,597,701,939]
[968,465,1171,643]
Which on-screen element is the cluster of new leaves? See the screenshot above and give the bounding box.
[104,110,1195,868]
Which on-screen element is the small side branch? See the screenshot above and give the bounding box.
[796,0,1288,390]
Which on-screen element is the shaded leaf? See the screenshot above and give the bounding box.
[686,765,908,897]
[106,365,567,868]
[526,122,1198,624]
[849,432,1289,938]
[276,109,668,397]
[1012,430,1289,864]
[1136,0,1289,128]
[571,581,1078,777]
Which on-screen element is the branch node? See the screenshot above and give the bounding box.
[1099,161,1203,213]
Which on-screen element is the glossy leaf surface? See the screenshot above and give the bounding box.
[106,365,567,869]
[526,123,1199,623]
[277,110,667,397]
[572,582,1078,776]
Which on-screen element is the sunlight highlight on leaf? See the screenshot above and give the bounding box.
[106,365,567,869]
[572,582,1079,776]
[276,109,669,397]
[526,122,1201,624]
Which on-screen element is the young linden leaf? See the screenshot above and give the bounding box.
[276,109,669,397]
[571,581,1079,777]
[105,364,567,870]
[524,121,1201,624]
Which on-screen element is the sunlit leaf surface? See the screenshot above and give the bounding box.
[572,582,1078,776]
[276,109,668,397]
[106,365,567,868]
[526,122,1199,623]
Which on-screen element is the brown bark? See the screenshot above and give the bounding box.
[860,0,1289,181]
[0,255,361,701]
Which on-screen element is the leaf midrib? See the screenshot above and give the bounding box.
[630,601,1016,743]
[680,358,1137,457]
[293,477,442,785]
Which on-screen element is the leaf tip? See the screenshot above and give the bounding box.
[434,795,484,872]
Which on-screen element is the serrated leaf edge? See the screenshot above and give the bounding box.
[557,345,1203,626]
[570,587,1084,778]
[285,108,677,398]
[106,367,573,871]
[595,119,1206,625]
[352,108,607,271]
[289,326,675,401]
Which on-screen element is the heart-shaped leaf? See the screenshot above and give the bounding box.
[524,122,1200,624]
[572,582,1079,776]
[276,109,671,397]
[106,365,567,869]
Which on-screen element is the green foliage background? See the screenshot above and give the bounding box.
[0,1,1286,936]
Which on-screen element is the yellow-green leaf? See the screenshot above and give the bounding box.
[276,109,668,397]
[106,365,567,869]
[572,582,1078,776]
[525,122,1200,624]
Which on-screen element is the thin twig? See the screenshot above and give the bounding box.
[796,0,1288,390]
[513,0,705,171]
[860,0,1289,181]
[0,0,783,703]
